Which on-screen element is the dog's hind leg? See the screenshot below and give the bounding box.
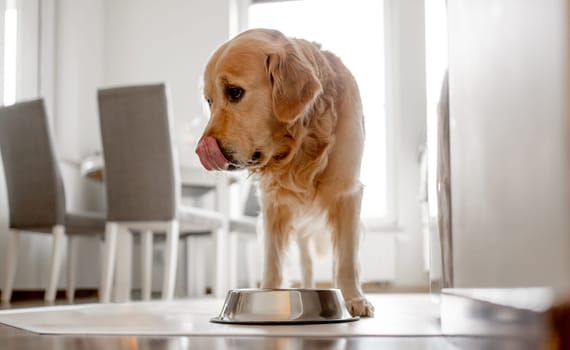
[297,234,315,288]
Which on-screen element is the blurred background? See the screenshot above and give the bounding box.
[0,0,568,305]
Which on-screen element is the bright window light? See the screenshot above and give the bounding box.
[3,3,17,106]
[249,0,388,219]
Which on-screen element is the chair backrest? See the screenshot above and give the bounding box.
[97,84,179,222]
[0,99,65,229]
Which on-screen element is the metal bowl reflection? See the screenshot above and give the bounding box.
[211,288,359,325]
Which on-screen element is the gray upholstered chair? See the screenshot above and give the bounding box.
[0,99,106,304]
[97,84,227,302]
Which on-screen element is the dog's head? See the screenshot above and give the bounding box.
[195,29,322,172]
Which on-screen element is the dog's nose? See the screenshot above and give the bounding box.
[195,136,231,171]
[251,151,261,161]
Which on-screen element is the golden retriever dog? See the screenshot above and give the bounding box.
[195,28,374,317]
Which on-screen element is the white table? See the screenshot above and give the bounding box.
[79,154,236,301]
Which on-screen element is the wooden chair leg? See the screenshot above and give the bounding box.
[2,230,20,305]
[99,222,118,303]
[66,236,79,303]
[45,225,66,303]
[162,220,179,300]
[141,230,153,301]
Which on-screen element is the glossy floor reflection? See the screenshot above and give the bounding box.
[0,293,549,350]
[0,333,546,350]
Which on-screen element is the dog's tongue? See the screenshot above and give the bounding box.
[195,136,230,171]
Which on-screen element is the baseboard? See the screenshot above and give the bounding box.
[1,282,429,304]
[0,289,99,302]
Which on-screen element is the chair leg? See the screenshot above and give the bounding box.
[186,236,207,296]
[2,230,20,305]
[99,222,118,303]
[114,225,133,302]
[66,236,79,303]
[45,225,66,303]
[213,223,229,298]
[229,233,239,289]
[162,220,179,300]
[245,238,259,288]
[141,230,153,301]
[185,236,194,296]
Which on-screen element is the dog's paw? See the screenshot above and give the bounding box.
[345,297,375,317]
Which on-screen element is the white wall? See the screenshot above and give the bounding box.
[103,0,232,165]
[387,0,428,287]
[16,0,39,101]
[448,0,570,294]
[54,0,104,161]
[54,0,107,216]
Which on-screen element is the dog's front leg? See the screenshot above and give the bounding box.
[261,204,292,289]
[297,233,315,288]
[329,188,375,317]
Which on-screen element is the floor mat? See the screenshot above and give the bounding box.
[0,294,441,336]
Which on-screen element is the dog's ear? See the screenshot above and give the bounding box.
[266,44,322,123]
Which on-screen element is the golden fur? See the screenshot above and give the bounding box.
[197,29,374,316]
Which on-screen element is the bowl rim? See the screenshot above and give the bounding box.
[210,315,360,325]
[225,288,345,293]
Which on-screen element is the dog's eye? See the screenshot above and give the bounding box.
[226,86,244,102]
[205,97,213,108]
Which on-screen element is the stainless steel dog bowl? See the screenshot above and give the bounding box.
[211,288,359,325]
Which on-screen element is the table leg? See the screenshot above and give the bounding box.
[214,179,230,297]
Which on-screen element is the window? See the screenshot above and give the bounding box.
[0,0,41,107]
[0,0,41,108]
[248,0,393,228]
